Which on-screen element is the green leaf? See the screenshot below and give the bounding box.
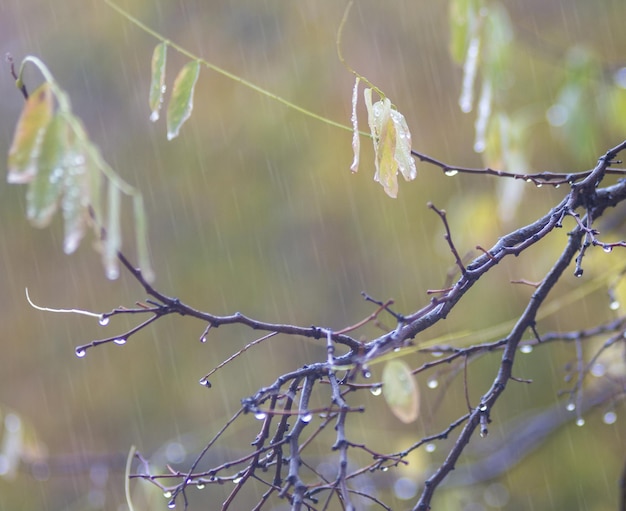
[149,42,167,122]
[482,4,513,89]
[133,194,154,283]
[449,0,483,64]
[26,114,67,227]
[104,179,121,280]
[7,82,54,184]
[166,60,201,140]
[382,359,420,424]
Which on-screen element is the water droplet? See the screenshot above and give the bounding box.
[427,379,439,389]
[150,110,160,122]
[603,411,617,425]
[167,501,176,509]
[590,363,606,377]
[362,367,371,379]
[163,491,172,499]
[546,104,568,127]
[555,184,560,189]
[574,268,584,278]
[610,300,620,311]
[381,466,389,472]
[196,483,205,490]
[525,178,532,183]
[478,404,488,412]
[300,412,313,423]
[75,348,87,358]
[198,377,211,388]
[603,246,613,253]
[113,338,126,345]
[200,336,207,343]
[479,429,487,438]
[566,402,576,412]
[430,351,443,358]
[425,443,436,453]
[106,267,120,280]
[233,476,243,484]
[536,183,543,188]
[576,418,585,427]
[98,315,109,326]
[520,344,533,354]
[254,411,267,420]
[444,169,459,177]
[370,385,382,396]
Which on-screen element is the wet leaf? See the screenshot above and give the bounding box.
[166,60,201,140]
[350,76,360,173]
[382,359,420,424]
[364,88,416,198]
[8,82,54,184]
[133,194,154,283]
[149,42,167,122]
[473,78,492,153]
[61,126,89,254]
[390,109,417,182]
[0,407,47,481]
[26,115,67,227]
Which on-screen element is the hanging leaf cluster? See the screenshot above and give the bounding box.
[148,43,201,140]
[350,80,417,198]
[7,57,153,281]
[449,0,514,154]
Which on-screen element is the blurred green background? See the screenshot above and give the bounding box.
[1,0,625,510]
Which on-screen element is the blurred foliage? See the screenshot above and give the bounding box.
[1,0,625,510]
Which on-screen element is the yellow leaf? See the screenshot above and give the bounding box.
[364,88,416,198]
[7,82,54,184]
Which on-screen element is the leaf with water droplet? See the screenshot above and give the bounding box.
[26,114,67,227]
[8,82,54,184]
[382,359,420,424]
[167,60,201,140]
[149,42,167,122]
[61,126,89,255]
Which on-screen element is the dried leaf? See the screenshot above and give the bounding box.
[149,42,167,122]
[166,60,201,140]
[8,82,54,184]
[382,359,420,424]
